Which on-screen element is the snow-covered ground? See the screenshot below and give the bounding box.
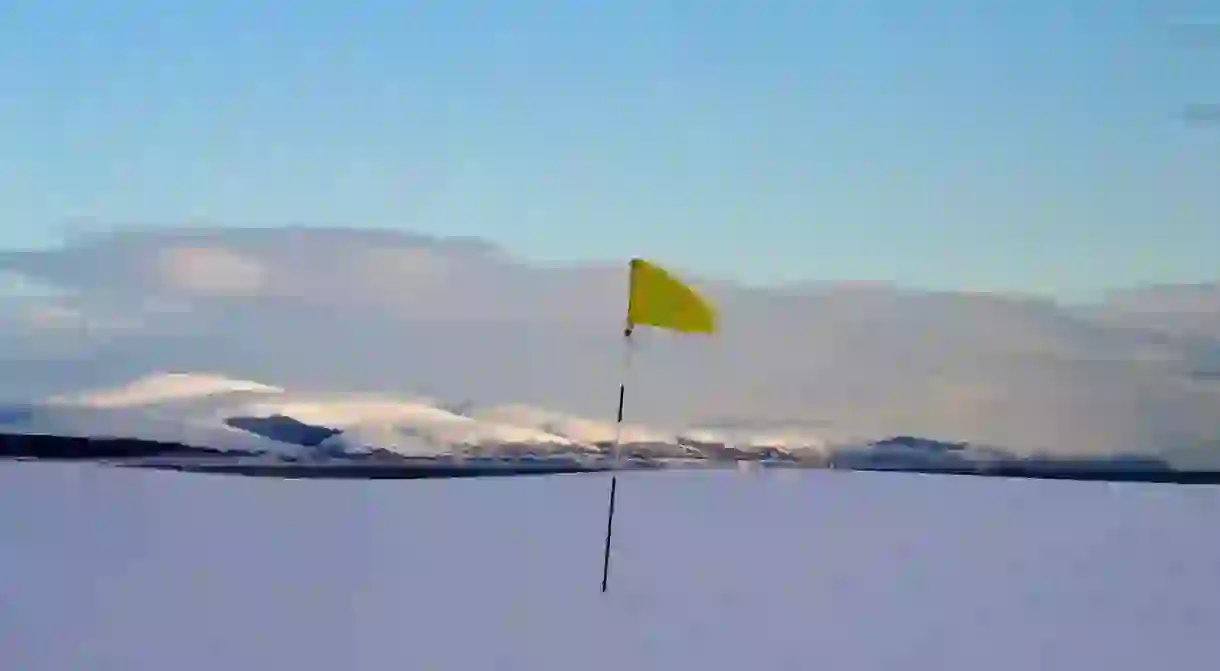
[2,461,1218,670]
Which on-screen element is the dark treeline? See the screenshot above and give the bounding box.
[853,464,1220,485]
[134,459,612,480]
[0,432,237,460]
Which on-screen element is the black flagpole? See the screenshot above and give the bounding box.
[601,326,632,593]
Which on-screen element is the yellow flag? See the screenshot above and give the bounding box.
[626,258,717,334]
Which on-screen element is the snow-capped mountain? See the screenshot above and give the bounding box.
[3,372,859,461]
[0,402,300,456]
[2,373,649,459]
[4,372,1172,473]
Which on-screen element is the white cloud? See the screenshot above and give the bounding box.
[46,371,285,408]
[155,246,268,297]
[18,304,86,329]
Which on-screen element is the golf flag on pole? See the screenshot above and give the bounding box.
[602,258,717,593]
[626,258,717,335]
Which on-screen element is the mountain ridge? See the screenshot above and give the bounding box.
[0,372,1201,476]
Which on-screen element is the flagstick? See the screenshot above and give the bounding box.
[601,326,633,593]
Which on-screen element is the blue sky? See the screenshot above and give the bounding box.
[2,0,1217,298]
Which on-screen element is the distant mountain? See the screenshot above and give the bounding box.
[870,436,969,452]
[224,415,341,447]
[0,373,1200,481]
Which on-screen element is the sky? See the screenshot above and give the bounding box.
[2,0,1218,298]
